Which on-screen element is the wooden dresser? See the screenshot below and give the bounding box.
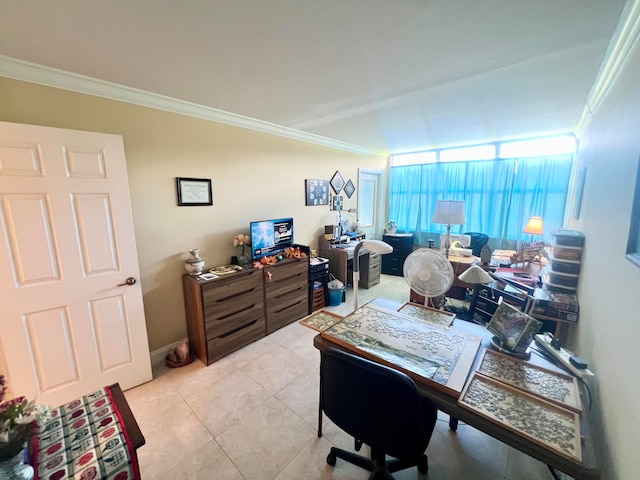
[263,259,309,334]
[183,258,309,364]
[183,268,265,365]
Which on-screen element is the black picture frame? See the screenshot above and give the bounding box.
[344,179,355,198]
[305,179,330,206]
[330,170,345,194]
[176,177,213,206]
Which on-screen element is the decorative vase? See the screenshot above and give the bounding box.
[238,245,251,266]
[184,248,205,275]
[0,448,34,480]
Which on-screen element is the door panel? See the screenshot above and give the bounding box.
[73,193,119,274]
[3,194,62,285]
[0,121,152,407]
[26,307,79,391]
[90,294,134,369]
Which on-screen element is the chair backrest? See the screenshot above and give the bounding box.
[320,348,436,459]
[463,232,489,256]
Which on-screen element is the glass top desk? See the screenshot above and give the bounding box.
[313,298,599,480]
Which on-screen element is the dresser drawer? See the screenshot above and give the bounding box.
[204,300,264,339]
[369,262,381,280]
[381,256,408,276]
[264,260,308,298]
[266,294,309,334]
[383,234,413,250]
[206,317,266,364]
[202,269,263,303]
[368,253,381,267]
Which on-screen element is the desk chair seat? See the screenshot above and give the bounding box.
[318,348,438,479]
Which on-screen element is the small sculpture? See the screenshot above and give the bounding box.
[165,340,193,368]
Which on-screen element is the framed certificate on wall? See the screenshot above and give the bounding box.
[176,177,213,206]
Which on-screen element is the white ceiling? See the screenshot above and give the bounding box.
[0,1,628,155]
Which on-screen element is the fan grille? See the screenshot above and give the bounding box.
[403,249,454,297]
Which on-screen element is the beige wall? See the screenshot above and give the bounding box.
[566,47,640,478]
[0,78,386,353]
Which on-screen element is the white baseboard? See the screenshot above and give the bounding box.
[150,338,189,367]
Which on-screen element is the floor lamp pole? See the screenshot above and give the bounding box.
[444,224,452,258]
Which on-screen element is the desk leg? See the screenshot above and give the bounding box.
[317,361,323,438]
[448,416,459,431]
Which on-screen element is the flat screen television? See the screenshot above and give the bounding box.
[250,217,294,260]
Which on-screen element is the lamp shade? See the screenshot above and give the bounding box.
[458,265,493,285]
[432,200,466,225]
[523,216,544,235]
[361,239,394,255]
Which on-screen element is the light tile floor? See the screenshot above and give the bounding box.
[124,274,557,480]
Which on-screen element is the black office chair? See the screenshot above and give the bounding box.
[463,232,489,257]
[317,348,438,479]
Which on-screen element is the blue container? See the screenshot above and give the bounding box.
[328,287,344,306]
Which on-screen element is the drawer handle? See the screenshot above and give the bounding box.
[273,286,304,300]
[274,300,305,315]
[216,304,259,320]
[219,319,257,338]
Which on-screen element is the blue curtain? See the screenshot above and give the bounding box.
[388,154,573,247]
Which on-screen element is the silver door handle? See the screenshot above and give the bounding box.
[117,277,137,287]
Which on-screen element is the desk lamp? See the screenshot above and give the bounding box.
[352,240,393,312]
[432,200,466,258]
[458,265,494,322]
[523,216,544,242]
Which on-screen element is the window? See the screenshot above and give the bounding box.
[391,151,436,166]
[388,154,574,248]
[500,135,577,158]
[440,144,496,162]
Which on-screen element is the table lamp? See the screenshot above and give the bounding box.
[458,265,494,322]
[352,240,393,311]
[432,200,466,258]
[523,216,544,242]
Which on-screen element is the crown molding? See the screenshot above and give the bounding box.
[574,0,640,138]
[0,55,385,158]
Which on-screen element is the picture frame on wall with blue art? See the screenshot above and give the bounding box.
[330,170,344,194]
[344,179,355,198]
[305,179,330,206]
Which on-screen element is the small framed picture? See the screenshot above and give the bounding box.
[305,179,330,206]
[176,177,213,206]
[344,179,355,198]
[330,171,345,194]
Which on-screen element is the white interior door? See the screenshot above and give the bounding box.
[0,121,152,407]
